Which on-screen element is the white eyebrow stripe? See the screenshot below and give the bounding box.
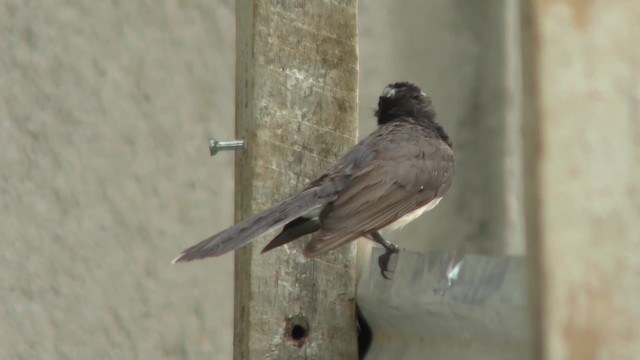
[382,87,397,97]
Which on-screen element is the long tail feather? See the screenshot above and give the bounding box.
[172,187,325,263]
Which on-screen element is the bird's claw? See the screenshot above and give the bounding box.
[377,247,399,280]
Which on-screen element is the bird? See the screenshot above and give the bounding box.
[172,81,455,279]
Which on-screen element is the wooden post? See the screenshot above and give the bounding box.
[234,0,359,359]
[524,1,640,359]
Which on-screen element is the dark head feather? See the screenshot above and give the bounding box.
[374,82,451,147]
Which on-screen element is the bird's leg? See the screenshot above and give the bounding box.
[366,231,400,279]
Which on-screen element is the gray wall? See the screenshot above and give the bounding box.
[2,1,235,359]
[2,1,522,359]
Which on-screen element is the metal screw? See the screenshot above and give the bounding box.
[209,138,245,156]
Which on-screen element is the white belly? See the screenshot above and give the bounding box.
[385,197,442,230]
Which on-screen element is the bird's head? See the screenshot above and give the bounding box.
[375,82,436,126]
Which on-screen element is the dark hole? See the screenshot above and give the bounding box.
[290,324,307,340]
[285,314,309,346]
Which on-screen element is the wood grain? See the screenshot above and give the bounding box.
[234,0,359,359]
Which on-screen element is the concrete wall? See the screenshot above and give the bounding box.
[527,1,640,358]
[2,1,523,359]
[1,1,235,359]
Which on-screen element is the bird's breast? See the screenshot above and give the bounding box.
[385,197,442,231]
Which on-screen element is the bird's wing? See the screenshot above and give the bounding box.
[303,132,454,257]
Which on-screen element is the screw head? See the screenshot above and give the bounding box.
[209,139,220,156]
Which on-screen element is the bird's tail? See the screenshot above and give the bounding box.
[172,187,326,263]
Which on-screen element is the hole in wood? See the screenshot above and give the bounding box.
[291,324,307,340]
[285,314,309,347]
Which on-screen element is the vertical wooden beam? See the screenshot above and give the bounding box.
[525,0,640,359]
[234,0,359,359]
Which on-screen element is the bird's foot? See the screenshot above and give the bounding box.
[367,231,400,280]
[377,244,400,279]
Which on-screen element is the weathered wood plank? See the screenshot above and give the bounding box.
[525,1,640,358]
[234,0,359,359]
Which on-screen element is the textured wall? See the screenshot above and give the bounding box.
[1,1,235,359]
[528,1,640,358]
